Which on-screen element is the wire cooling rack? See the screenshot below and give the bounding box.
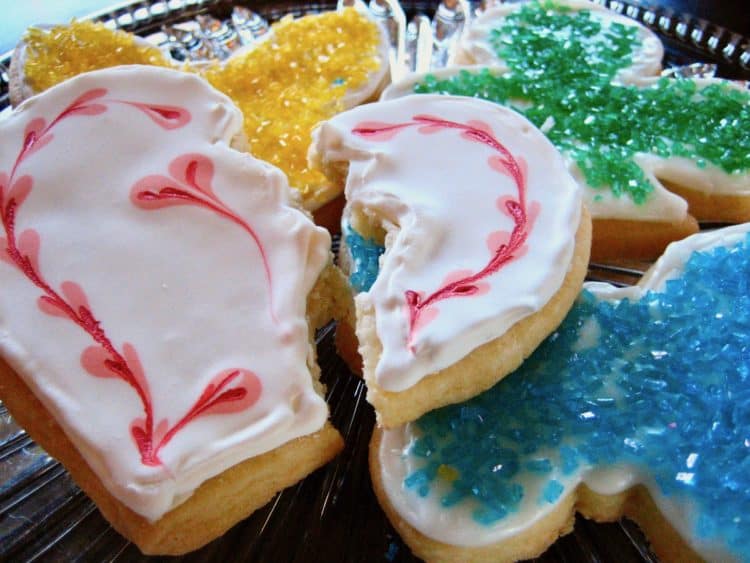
[0,1,748,561]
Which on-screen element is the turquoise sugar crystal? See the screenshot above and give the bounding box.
[404,232,750,559]
[345,225,385,292]
[541,480,564,504]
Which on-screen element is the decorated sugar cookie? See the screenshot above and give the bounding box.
[0,66,343,555]
[311,94,591,427]
[373,222,750,562]
[387,0,750,260]
[452,0,664,84]
[10,7,390,226]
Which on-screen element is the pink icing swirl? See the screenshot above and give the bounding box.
[130,153,275,321]
[1,88,262,466]
[352,114,536,347]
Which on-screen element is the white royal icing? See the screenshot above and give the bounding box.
[312,94,582,392]
[377,224,750,561]
[0,66,331,521]
[452,0,664,86]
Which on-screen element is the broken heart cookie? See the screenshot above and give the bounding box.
[372,222,750,562]
[391,0,750,260]
[311,94,591,427]
[0,65,343,555]
[10,7,390,229]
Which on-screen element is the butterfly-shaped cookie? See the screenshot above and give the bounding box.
[374,222,750,562]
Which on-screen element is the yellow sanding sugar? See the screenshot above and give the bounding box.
[204,8,382,205]
[437,464,460,482]
[23,21,170,93]
[21,9,382,207]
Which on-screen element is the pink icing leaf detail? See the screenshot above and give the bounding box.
[151,369,262,459]
[7,176,33,209]
[487,230,511,254]
[130,175,199,210]
[154,419,170,446]
[123,101,191,130]
[461,128,496,146]
[23,118,46,149]
[61,281,91,314]
[131,154,276,323]
[169,154,216,199]
[63,104,107,119]
[497,196,529,224]
[490,155,528,186]
[81,346,121,379]
[191,369,262,418]
[122,343,150,400]
[352,121,412,141]
[37,295,70,318]
[130,419,159,466]
[450,284,480,295]
[466,120,494,136]
[18,118,55,161]
[513,244,530,260]
[441,269,474,286]
[405,289,422,310]
[409,306,439,345]
[417,123,445,135]
[17,229,40,273]
[25,133,54,160]
[68,88,108,108]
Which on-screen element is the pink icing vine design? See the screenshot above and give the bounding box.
[352,114,536,346]
[129,153,275,320]
[0,88,262,466]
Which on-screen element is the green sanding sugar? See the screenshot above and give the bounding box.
[414,1,750,205]
[489,0,639,84]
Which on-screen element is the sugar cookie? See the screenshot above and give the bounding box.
[0,66,342,554]
[311,94,590,427]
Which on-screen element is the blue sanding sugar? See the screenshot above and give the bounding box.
[345,224,385,292]
[404,233,750,558]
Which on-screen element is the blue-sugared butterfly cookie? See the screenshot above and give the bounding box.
[373,223,750,562]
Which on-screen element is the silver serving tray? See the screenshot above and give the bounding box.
[0,1,747,561]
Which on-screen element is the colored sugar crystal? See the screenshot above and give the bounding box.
[404,232,750,559]
[413,1,750,205]
[345,225,385,292]
[23,21,170,93]
[541,480,564,504]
